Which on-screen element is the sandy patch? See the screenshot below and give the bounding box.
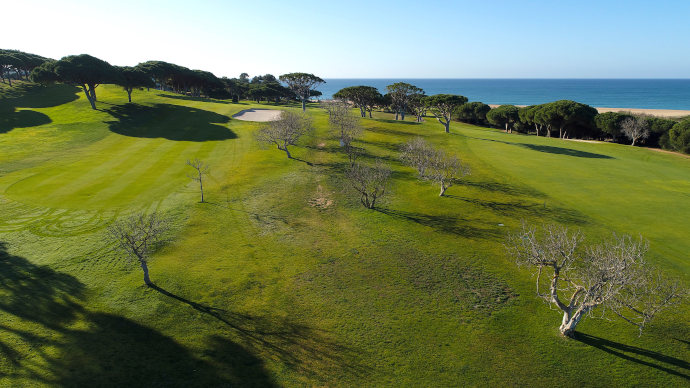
[232,109,282,122]
[488,104,690,118]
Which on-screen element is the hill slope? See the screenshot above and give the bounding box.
[0,83,688,386]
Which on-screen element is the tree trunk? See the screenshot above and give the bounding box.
[368,109,372,118]
[127,89,132,103]
[444,121,450,133]
[631,138,636,146]
[301,99,306,111]
[401,111,405,120]
[284,147,291,159]
[89,84,97,102]
[198,173,204,203]
[82,84,97,110]
[559,308,586,337]
[7,75,11,87]
[140,259,152,286]
[504,122,508,132]
[439,185,447,196]
[559,126,563,139]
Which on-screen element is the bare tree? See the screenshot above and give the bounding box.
[108,212,169,287]
[401,138,470,196]
[506,224,684,337]
[321,100,350,123]
[186,158,209,203]
[346,160,392,209]
[330,109,363,148]
[620,116,650,146]
[255,110,313,159]
[424,152,471,196]
[400,137,435,177]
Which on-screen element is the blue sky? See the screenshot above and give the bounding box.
[5,0,690,78]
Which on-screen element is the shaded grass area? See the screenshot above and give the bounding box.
[0,84,688,386]
[105,103,236,141]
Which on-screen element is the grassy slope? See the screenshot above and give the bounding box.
[0,82,688,386]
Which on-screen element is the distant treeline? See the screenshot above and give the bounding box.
[332,82,690,154]
[1,48,689,154]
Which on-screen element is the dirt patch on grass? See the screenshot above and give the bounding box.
[308,185,333,209]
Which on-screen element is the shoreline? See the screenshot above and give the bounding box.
[487,104,690,118]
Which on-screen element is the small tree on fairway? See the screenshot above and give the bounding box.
[401,138,470,196]
[506,224,684,337]
[346,160,391,209]
[116,66,154,103]
[255,110,313,158]
[425,151,471,196]
[424,94,468,133]
[186,159,209,203]
[279,73,324,111]
[620,116,650,146]
[108,212,169,287]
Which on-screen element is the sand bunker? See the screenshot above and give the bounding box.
[232,109,282,122]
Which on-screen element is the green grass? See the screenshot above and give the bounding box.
[0,81,688,386]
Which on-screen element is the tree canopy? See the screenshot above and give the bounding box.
[457,102,491,125]
[333,86,383,118]
[279,73,324,111]
[424,94,468,133]
[385,82,423,120]
[486,105,520,133]
[116,66,154,102]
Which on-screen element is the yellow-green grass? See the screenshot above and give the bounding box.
[0,82,688,386]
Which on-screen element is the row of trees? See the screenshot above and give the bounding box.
[331,82,690,153]
[27,51,326,112]
[0,49,50,86]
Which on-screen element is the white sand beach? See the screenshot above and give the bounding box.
[232,109,282,122]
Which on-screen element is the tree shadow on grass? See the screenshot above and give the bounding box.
[0,108,52,134]
[150,284,368,381]
[373,118,422,126]
[458,179,546,198]
[375,208,502,240]
[0,83,79,134]
[574,332,689,380]
[0,241,276,387]
[105,103,236,141]
[156,93,231,104]
[461,134,614,159]
[445,195,589,225]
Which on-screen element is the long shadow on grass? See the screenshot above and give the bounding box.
[459,179,546,198]
[0,241,273,386]
[445,195,589,225]
[0,83,79,133]
[574,333,689,380]
[375,208,502,240]
[461,134,614,159]
[105,103,236,141]
[156,93,230,104]
[150,284,367,380]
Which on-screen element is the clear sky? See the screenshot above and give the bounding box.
[4,0,690,79]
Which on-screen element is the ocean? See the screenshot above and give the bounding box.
[318,79,690,110]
